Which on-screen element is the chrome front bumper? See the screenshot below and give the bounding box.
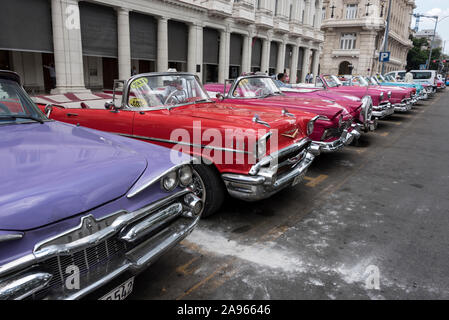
[373,103,394,118]
[313,124,362,153]
[0,190,201,300]
[393,99,412,112]
[222,140,316,201]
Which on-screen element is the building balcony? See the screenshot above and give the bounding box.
[232,1,255,24]
[331,49,360,58]
[255,10,273,29]
[273,16,289,33]
[321,17,385,30]
[289,21,303,37]
[206,0,233,17]
[302,26,315,40]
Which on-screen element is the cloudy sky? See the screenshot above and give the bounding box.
[413,0,449,54]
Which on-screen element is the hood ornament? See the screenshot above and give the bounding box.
[282,108,295,117]
[252,114,270,128]
[282,128,299,139]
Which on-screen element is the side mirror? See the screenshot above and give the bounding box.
[105,101,121,111]
[216,93,225,101]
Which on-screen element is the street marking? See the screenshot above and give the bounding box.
[380,132,389,137]
[304,174,329,187]
[176,257,200,276]
[261,225,289,242]
[393,122,402,126]
[176,260,234,300]
[356,148,367,154]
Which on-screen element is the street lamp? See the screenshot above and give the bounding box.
[365,1,372,16]
[380,0,385,17]
[381,0,392,75]
[330,4,336,18]
[425,15,449,69]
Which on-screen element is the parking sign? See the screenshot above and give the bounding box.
[379,52,390,62]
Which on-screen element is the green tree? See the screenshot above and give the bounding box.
[407,36,442,70]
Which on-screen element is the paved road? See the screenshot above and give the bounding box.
[130,90,449,300]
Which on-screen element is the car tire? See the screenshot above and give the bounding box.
[192,164,225,218]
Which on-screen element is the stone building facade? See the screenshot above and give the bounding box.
[320,0,415,75]
[0,0,325,94]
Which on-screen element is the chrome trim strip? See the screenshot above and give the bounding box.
[126,161,192,198]
[116,133,250,155]
[0,272,52,300]
[120,203,183,242]
[0,234,23,243]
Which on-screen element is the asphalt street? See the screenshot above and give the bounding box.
[130,89,449,300]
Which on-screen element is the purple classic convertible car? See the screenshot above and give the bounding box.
[0,71,203,300]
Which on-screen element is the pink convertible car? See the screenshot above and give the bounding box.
[204,74,373,153]
[312,75,395,119]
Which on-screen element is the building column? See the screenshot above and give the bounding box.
[241,33,252,74]
[276,41,286,74]
[301,46,311,82]
[51,0,89,93]
[311,48,320,77]
[304,0,312,26]
[290,45,299,84]
[218,28,230,83]
[261,36,271,74]
[157,17,168,72]
[117,8,131,80]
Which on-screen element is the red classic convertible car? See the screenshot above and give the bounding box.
[36,72,319,217]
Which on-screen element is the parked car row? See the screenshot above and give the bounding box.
[0,68,441,300]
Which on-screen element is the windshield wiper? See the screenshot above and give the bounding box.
[0,115,44,124]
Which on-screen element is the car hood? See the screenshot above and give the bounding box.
[0,121,147,231]
[227,95,345,119]
[282,89,361,114]
[171,102,308,133]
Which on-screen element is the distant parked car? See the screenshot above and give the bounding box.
[0,70,203,300]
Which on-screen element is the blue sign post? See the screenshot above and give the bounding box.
[379,52,391,62]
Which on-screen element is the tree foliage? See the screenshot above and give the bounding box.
[407,36,442,70]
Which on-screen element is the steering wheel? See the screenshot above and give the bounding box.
[0,103,10,113]
[164,89,186,105]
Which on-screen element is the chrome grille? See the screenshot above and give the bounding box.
[275,141,311,176]
[31,238,127,299]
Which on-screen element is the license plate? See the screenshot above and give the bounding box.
[100,277,134,300]
[292,173,305,186]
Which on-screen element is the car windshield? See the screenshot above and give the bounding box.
[126,74,210,110]
[322,75,342,88]
[231,77,282,98]
[412,72,432,80]
[365,77,378,85]
[351,76,369,86]
[0,78,46,125]
[384,75,396,82]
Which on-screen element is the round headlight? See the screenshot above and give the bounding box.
[178,165,193,186]
[380,92,384,100]
[388,91,392,99]
[161,171,178,192]
[307,120,315,136]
